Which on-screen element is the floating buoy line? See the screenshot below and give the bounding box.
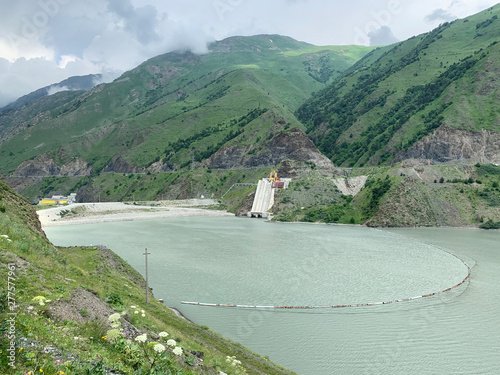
[182,235,472,310]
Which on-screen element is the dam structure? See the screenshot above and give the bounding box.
[249,171,290,218]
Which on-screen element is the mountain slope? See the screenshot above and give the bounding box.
[0,35,372,201]
[0,74,101,112]
[298,5,500,167]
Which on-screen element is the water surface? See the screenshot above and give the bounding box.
[45,218,500,375]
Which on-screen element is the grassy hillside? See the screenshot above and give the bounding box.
[0,35,371,175]
[0,35,371,201]
[0,177,297,374]
[270,162,500,228]
[298,5,500,167]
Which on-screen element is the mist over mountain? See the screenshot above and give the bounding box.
[0,74,103,112]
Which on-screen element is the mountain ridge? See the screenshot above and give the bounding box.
[0,73,102,112]
[298,4,500,167]
[0,34,372,202]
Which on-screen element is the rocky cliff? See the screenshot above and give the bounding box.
[13,154,93,177]
[395,125,500,165]
[206,127,335,170]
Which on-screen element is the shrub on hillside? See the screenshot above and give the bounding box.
[479,219,500,230]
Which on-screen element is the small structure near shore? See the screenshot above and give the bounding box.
[40,193,77,205]
[249,171,291,218]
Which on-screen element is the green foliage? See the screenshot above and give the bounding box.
[105,292,123,307]
[0,290,7,313]
[479,219,500,229]
[361,176,392,217]
[476,163,500,176]
[303,205,346,223]
[476,15,498,29]
[478,190,500,207]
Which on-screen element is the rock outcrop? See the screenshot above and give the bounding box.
[206,127,335,170]
[13,154,93,177]
[395,125,500,165]
[102,156,144,174]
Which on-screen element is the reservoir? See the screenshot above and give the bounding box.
[45,217,500,375]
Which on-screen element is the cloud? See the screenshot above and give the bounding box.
[425,9,458,23]
[0,56,110,108]
[1,0,499,107]
[106,0,160,44]
[46,85,70,96]
[368,26,399,47]
[0,0,214,107]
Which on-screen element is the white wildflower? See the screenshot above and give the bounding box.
[108,313,121,322]
[166,339,176,347]
[31,296,47,306]
[106,329,121,340]
[0,234,8,238]
[141,313,145,317]
[226,356,242,367]
[158,331,169,338]
[173,346,183,356]
[134,310,139,314]
[130,305,137,309]
[135,334,147,342]
[153,343,166,353]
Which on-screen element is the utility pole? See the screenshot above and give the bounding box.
[143,248,151,304]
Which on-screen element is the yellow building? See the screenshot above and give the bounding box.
[39,194,75,205]
[41,199,57,205]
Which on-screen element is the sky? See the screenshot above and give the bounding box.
[0,0,498,107]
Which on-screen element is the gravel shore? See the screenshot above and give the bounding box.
[38,200,234,227]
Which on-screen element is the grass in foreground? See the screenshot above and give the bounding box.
[0,178,296,374]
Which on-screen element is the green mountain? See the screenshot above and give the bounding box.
[297,5,500,167]
[0,35,371,201]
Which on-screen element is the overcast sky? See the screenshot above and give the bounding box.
[0,0,498,107]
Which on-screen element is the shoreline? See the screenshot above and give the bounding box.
[38,200,234,227]
[267,219,483,230]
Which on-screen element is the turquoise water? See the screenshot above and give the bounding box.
[45,218,500,375]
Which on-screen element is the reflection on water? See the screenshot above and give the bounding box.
[45,218,500,375]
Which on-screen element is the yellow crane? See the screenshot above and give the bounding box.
[269,170,279,182]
